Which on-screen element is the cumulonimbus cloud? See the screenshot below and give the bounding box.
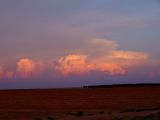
[81,39,118,58]
[56,54,126,76]
[56,54,88,75]
[55,38,151,76]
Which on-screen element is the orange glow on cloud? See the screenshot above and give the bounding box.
[17,58,36,78]
[56,55,88,75]
[1,38,157,79]
[111,51,149,60]
[93,63,126,75]
[56,39,150,76]
[56,54,126,76]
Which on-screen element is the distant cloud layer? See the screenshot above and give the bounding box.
[0,38,159,81]
[56,39,150,76]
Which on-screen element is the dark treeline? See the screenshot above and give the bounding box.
[83,83,160,88]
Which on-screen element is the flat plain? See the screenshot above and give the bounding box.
[0,86,160,120]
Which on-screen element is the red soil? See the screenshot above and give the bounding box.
[0,87,160,119]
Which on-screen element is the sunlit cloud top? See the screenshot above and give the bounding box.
[17,58,36,78]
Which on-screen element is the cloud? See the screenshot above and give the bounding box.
[111,51,149,60]
[92,63,126,75]
[0,65,14,79]
[0,38,158,81]
[16,58,36,78]
[82,38,118,58]
[56,54,126,76]
[97,50,149,67]
[55,38,150,76]
[56,54,88,75]
[86,39,149,67]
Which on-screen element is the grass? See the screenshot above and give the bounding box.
[131,113,160,120]
[99,111,105,114]
[34,116,55,120]
[111,112,160,120]
[120,107,160,113]
[111,116,130,120]
[34,117,43,120]
[120,108,136,113]
[68,111,84,117]
[97,118,105,120]
[74,111,84,117]
[46,116,55,120]
[87,113,95,116]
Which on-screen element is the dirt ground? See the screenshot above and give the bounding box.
[0,87,160,120]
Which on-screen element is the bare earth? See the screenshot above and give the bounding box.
[0,87,160,120]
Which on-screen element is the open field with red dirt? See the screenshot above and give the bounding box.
[0,86,160,120]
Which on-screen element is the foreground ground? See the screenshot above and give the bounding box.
[0,86,160,120]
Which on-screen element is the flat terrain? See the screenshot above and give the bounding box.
[0,87,160,120]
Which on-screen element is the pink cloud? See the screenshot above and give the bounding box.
[16,58,36,78]
[56,54,126,76]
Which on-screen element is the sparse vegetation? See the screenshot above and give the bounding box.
[68,111,84,117]
[111,113,160,120]
[99,111,105,114]
[120,107,160,113]
[75,111,84,117]
[120,108,138,113]
[108,111,113,115]
[111,116,130,120]
[87,113,94,116]
[34,117,43,120]
[97,118,105,120]
[46,116,55,120]
[34,116,55,120]
[0,87,160,119]
[131,113,160,120]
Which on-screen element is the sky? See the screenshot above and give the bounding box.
[0,0,160,89]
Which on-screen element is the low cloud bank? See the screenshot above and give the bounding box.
[0,39,159,81]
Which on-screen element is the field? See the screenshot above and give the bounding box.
[0,86,160,120]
